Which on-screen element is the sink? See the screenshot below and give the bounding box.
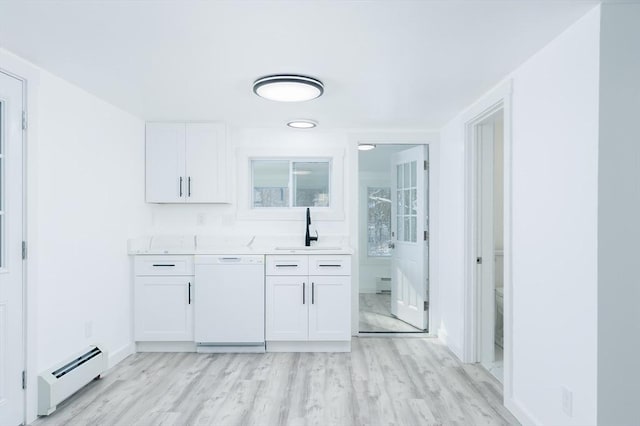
[275,246,342,251]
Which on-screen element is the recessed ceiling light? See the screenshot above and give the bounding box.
[287,119,318,129]
[358,144,376,151]
[253,75,324,102]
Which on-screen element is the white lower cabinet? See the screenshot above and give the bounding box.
[265,255,351,345]
[134,256,194,341]
[308,275,351,340]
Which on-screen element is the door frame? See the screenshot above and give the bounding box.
[462,80,513,399]
[0,67,27,426]
[348,133,439,337]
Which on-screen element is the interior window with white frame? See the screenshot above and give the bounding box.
[252,159,331,208]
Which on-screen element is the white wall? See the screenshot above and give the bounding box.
[35,70,147,371]
[597,4,640,425]
[0,48,148,423]
[437,114,466,357]
[509,9,599,425]
[438,7,600,425]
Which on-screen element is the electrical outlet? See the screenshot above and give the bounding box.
[562,386,573,417]
[84,321,93,338]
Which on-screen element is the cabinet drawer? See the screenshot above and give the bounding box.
[266,256,309,276]
[308,255,351,276]
[135,255,194,276]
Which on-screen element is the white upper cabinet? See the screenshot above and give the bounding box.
[146,122,229,203]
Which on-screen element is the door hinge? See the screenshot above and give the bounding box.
[424,160,428,171]
[22,111,27,130]
[424,301,429,311]
[22,370,26,389]
[22,241,27,260]
[476,257,482,264]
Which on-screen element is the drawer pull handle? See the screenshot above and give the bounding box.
[276,264,298,268]
[319,264,341,267]
[152,264,176,267]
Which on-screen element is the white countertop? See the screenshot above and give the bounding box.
[128,235,354,255]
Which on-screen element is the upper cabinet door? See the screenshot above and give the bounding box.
[146,123,186,203]
[185,123,229,203]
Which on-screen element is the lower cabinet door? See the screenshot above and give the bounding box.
[308,275,351,341]
[266,276,308,340]
[134,276,194,341]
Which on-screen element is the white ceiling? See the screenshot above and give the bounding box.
[0,1,598,129]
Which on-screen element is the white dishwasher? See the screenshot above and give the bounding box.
[194,255,265,353]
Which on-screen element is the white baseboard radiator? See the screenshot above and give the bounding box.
[38,345,108,416]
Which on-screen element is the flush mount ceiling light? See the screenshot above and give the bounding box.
[358,144,376,151]
[253,74,324,102]
[287,119,318,129]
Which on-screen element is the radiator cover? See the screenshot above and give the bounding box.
[38,345,108,416]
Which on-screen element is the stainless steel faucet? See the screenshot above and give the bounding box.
[305,208,318,246]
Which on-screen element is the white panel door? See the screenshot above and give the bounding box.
[0,71,24,426]
[265,276,308,340]
[185,123,227,203]
[146,122,186,203]
[390,145,428,330]
[134,276,193,341]
[308,276,351,341]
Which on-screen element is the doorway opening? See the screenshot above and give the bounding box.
[0,69,26,425]
[474,109,505,381]
[358,144,429,334]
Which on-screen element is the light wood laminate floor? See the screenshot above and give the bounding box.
[359,293,423,333]
[33,337,518,426]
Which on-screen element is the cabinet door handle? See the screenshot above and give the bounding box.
[179,177,183,197]
[302,282,305,305]
[188,177,191,197]
[188,282,191,304]
[312,282,315,304]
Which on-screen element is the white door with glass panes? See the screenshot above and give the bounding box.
[0,71,25,426]
[390,145,428,330]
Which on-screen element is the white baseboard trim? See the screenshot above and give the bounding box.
[108,342,135,369]
[505,396,541,426]
[439,330,464,362]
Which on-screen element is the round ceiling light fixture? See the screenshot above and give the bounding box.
[358,144,377,151]
[253,74,324,102]
[287,119,318,129]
